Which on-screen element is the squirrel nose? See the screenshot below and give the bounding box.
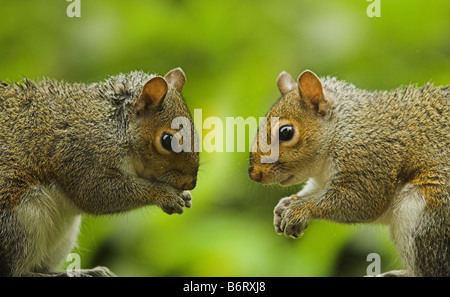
[248,166,263,182]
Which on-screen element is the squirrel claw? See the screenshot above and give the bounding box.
[274,197,310,238]
[160,190,193,214]
[181,191,192,208]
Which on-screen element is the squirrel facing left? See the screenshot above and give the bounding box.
[0,68,199,276]
[249,69,449,276]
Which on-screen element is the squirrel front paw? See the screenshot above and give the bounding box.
[273,196,295,233]
[274,196,311,238]
[158,190,192,215]
[181,191,192,208]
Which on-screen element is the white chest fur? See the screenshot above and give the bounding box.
[13,184,81,275]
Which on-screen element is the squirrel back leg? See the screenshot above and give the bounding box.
[0,208,26,276]
[5,183,117,277]
[0,182,82,276]
[389,182,450,276]
[0,169,31,209]
[410,183,450,277]
[0,168,32,276]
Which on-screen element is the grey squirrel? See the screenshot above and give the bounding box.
[0,68,199,276]
[249,69,449,276]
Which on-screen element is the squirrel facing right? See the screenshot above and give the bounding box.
[249,70,449,276]
[0,68,199,276]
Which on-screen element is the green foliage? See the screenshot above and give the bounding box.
[1,0,448,276]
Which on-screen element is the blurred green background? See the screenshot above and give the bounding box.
[1,0,449,276]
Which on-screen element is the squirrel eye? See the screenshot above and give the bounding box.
[161,133,174,151]
[279,125,294,142]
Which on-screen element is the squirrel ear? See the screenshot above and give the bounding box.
[164,67,186,93]
[297,70,327,116]
[134,76,168,116]
[277,71,296,95]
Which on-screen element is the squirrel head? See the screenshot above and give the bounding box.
[249,70,330,186]
[129,68,199,191]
